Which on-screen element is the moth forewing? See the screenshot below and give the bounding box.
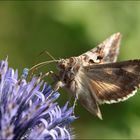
[80,32,122,65]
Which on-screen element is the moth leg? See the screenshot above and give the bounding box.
[37,71,61,100]
[41,71,55,79]
[40,70,65,99]
[41,71,60,84]
[41,71,52,78]
[67,94,73,106]
[53,81,65,91]
[46,81,65,100]
[72,93,79,116]
[29,69,52,80]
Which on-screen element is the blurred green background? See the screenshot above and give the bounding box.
[1,1,140,139]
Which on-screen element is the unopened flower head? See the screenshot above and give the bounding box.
[0,58,76,140]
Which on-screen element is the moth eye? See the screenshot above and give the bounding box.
[59,63,65,69]
[89,59,94,64]
[97,55,103,60]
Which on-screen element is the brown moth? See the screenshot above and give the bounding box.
[30,33,140,120]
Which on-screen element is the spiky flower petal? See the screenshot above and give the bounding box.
[0,58,76,140]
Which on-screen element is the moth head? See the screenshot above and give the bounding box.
[57,59,69,70]
[57,57,81,80]
[57,57,80,70]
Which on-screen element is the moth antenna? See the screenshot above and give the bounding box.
[29,60,59,78]
[32,51,56,76]
[39,50,56,61]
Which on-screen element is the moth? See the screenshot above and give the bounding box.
[30,33,140,120]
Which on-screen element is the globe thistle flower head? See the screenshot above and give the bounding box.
[0,58,76,140]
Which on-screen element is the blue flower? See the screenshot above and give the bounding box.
[0,58,76,140]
